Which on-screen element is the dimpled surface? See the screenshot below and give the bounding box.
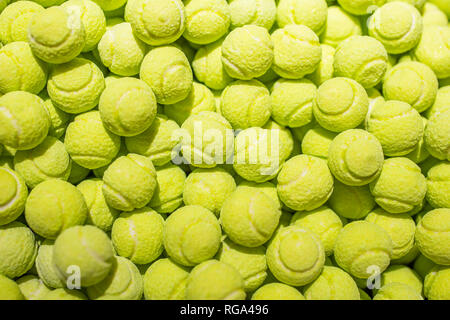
[426,161,450,209]
[252,283,305,300]
[0,1,44,43]
[337,0,386,15]
[425,86,450,119]
[301,124,337,159]
[320,6,361,48]
[35,239,65,288]
[373,282,423,300]
[424,108,450,161]
[16,275,51,300]
[40,91,70,139]
[424,266,450,300]
[306,44,335,86]
[329,180,375,220]
[229,0,276,30]
[276,0,327,35]
[149,163,185,213]
[0,168,27,225]
[379,265,423,295]
[0,274,24,300]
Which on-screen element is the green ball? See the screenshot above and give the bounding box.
[43,288,88,300]
[229,0,276,30]
[320,6,362,48]
[35,239,65,288]
[149,163,185,213]
[276,0,327,35]
[0,274,24,300]
[424,108,450,161]
[373,282,423,300]
[337,0,386,16]
[251,283,305,300]
[424,266,450,300]
[39,91,70,139]
[378,265,423,296]
[305,44,335,86]
[0,1,44,43]
[16,275,51,300]
[426,161,450,209]
[300,124,337,159]
[0,167,28,226]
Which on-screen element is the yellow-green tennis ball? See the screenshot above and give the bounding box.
[220,188,281,247]
[16,275,51,300]
[373,282,423,300]
[415,208,450,265]
[25,179,88,239]
[164,205,221,266]
[143,258,189,300]
[183,167,236,216]
[429,0,450,18]
[125,114,180,166]
[0,274,24,300]
[39,91,70,139]
[291,206,343,257]
[271,24,321,79]
[149,163,185,214]
[91,0,126,11]
[220,79,271,129]
[0,167,27,226]
[306,44,335,87]
[370,157,426,214]
[276,0,327,35]
[0,221,37,278]
[405,117,430,164]
[222,25,273,80]
[303,266,360,300]
[43,288,88,300]
[391,243,420,265]
[320,6,361,48]
[87,256,143,300]
[365,209,416,260]
[35,239,65,288]
[98,22,148,76]
[263,119,295,162]
[140,45,193,104]
[229,0,276,30]
[0,91,50,151]
[422,2,448,28]
[414,254,436,279]
[237,180,281,210]
[424,266,450,300]
[425,86,450,119]
[426,161,450,208]
[300,124,336,159]
[183,0,230,45]
[28,6,85,64]
[337,0,386,16]
[111,207,164,264]
[334,36,388,88]
[277,155,333,211]
[379,265,423,295]
[68,161,90,184]
[424,109,450,161]
[251,282,305,300]
[366,100,424,156]
[125,0,185,46]
[186,259,246,300]
[164,82,216,126]
[0,1,44,44]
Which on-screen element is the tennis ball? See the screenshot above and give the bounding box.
[16,275,51,300]
[140,45,193,104]
[320,6,362,48]
[164,82,216,126]
[68,161,90,185]
[412,26,450,79]
[370,157,426,214]
[328,181,375,220]
[425,86,450,119]
[237,180,281,210]
[28,6,85,64]
[305,44,335,86]
[422,3,448,27]
[183,0,230,45]
[0,221,37,278]
[366,100,424,156]
[125,114,180,166]
[111,207,164,264]
[98,22,148,76]
[91,0,127,11]
[414,254,436,279]
[373,282,423,300]
[0,167,27,226]
[300,124,337,159]
[426,161,450,209]
[378,265,423,295]
[334,36,388,88]
[277,155,333,211]
[424,108,450,161]
[0,274,24,300]
[39,91,70,139]
[25,179,88,239]
[263,120,294,161]
[405,117,430,164]
[303,266,360,300]
[229,0,276,30]
[143,258,189,300]
[35,240,65,288]
[271,24,321,79]
[334,221,393,279]
[221,25,273,80]
[276,0,327,35]
[251,283,305,300]
[337,0,386,16]
[429,0,450,18]
[183,167,236,216]
[220,80,271,129]
[415,208,450,265]
[186,259,246,300]
[220,187,281,247]
[125,0,185,46]
[149,163,185,213]
[43,288,88,300]
[424,266,450,300]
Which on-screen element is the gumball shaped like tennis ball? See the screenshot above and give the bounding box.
[125,114,180,166]
[183,0,230,45]
[43,288,88,300]
[0,274,24,300]
[68,161,90,185]
[412,26,450,79]
[424,109,450,161]
[414,254,436,279]
[424,266,450,300]
[415,208,450,265]
[373,282,423,300]
[91,0,127,11]
[149,164,185,214]
[0,168,27,226]
[87,256,143,300]
[328,129,384,186]
[262,119,294,162]
[422,2,448,27]
[25,179,88,239]
[0,222,37,278]
[334,36,388,88]
[267,225,325,286]
[35,240,65,288]
[140,45,193,104]
[337,0,386,16]
[252,283,305,300]
[143,258,189,300]
[306,44,335,86]
[164,205,221,266]
[0,91,49,150]
[183,167,236,216]
[276,0,327,35]
[379,265,423,295]
[383,62,438,113]
[320,6,362,48]
[334,221,393,279]
[271,24,321,79]
[366,100,424,157]
[16,275,51,300]
[291,206,343,257]
[98,22,148,76]
[313,78,368,132]
[220,80,271,129]
[425,86,450,119]
[237,180,281,210]
[426,161,450,209]
[0,1,44,43]
[277,155,334,211]
[186,259,246,300]
[125,0,185,46]
[222,25,273,80]
[303,266,360,300]
[28,6,85,64]
[301,124,337,159]
[40,91,70,139]
[229,0,276,30]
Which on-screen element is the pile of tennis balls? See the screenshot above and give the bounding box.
[0,0,449,301]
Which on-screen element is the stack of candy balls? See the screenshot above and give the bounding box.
[0,0,449,301]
